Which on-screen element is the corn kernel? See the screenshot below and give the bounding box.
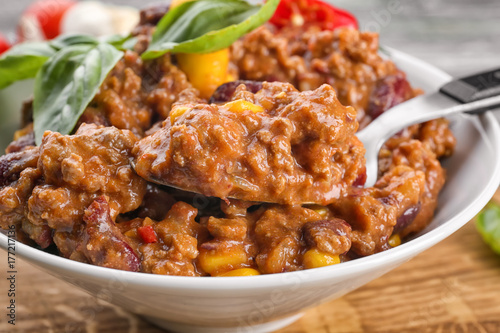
[124,229,137,238]
[218,268,260,277]
[177,49,231,99]
[304,204,330,219]
[224,100,264,114]
[170,105,191,124]
[170,0,193,8]
[198,249,247,275]
[388,234,401,247]
[303,248,340,269]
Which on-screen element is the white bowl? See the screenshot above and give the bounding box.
[1,49,500,333]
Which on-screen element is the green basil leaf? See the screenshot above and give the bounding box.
[103,34,138,51]
[0,42,57,89]
[0,34,102,90]
[476,202,500,255]
[50,34,99,49]
[142,0,279,59]
[33,42,123,145]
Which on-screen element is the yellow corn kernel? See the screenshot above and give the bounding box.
[199,249,247,275]
[224,100,264,114]
[303,248,340,269]
[304,204,330,219]
[170,0,193,8]
[177,49,231,99]
[388,234,401,247]
[124,229,137,238]
[218,268,260,277]
[170,105,191,124]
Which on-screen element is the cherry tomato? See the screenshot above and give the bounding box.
[0,33,10,55]
[20,0,76,40]
[269,0,358,31]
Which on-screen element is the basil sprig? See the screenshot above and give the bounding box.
[477,203,500,255]
[33,42,123,145]
[142,0,280,59]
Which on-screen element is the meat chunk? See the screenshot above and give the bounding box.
[254,205,323,274]
[0,168,41,230]
[231,26,418,123]
[132,202,207,276]
[0,147,41,233]
[80,196,140,272]
[331,165,425,256]
[28,124,147,231]
[0,147,39,187]
[133,81,365,205]
[303,219,352,255]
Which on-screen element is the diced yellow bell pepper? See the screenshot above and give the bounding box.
[199,249,248,275]
[303,248,340,269]
[218,268,260,277]
[388,234,401,247]
[224,100,264,114]
[177,49,231,99]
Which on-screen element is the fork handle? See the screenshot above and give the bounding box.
[440,67,500,104]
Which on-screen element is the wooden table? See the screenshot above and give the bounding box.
[1,0,500,332]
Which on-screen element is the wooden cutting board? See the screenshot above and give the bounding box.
[1,197,500,333]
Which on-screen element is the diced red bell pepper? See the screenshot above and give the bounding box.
[0,33,11,55]
[269,0,358,31]
[138,225,158,243]
[18,0,76,41]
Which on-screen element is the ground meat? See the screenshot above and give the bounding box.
[92,51,153,137]
[21,219,52,249]
[254,205,322,274]
[0,147,41,233]
[27,124,147,232]
[133,81,365,205]
[121,202,207,276]
[83,51,196,137]
[143,54,199,119]
[0,168,41,230]
[384,140,446,237]
[0,147,39,187]
[231,25,418,123]
[303,219,352,255]
[331,165,425,256]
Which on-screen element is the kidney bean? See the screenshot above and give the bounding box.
[209,80,264,104]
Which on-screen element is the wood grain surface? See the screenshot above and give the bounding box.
[1,0,500,332]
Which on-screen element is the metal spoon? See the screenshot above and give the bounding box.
[358,67,500,187]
